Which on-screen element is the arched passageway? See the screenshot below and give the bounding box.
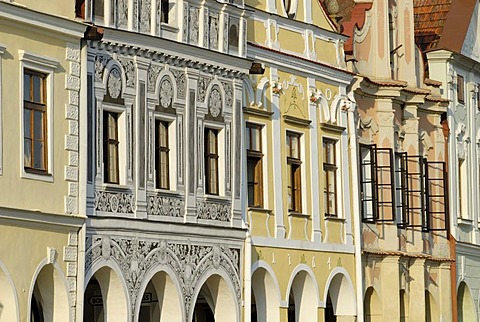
[288,270,317,322]
[191,274,237,322]
[457,282,475,322]
[400,290,408,322]
[30,264,70,322]
[0,263,18,322]
[251,267,280,322]
[325,271,356,321]
[136,271,182,322]
[84,266,128,322]
[364,287,381,322]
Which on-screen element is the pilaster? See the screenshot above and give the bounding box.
[381,256,401,321]
[408,258,426,322]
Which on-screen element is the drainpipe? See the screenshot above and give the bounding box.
[346,93,364,322]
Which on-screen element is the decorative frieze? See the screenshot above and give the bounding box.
[196,200,231,222]
[94,54,111,83]
[197,76,211,102]
[119,58,136,88]
[85,236,242,318]
[147,194,184,217]
[222,81,233,109]
[94,190,136,214]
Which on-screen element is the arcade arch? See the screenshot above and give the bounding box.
[251,266,281,322]
[457,282,475,322]
[0,262,19,322]
[364,287,381,322]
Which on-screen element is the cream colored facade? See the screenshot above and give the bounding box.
[244,0,359,321]
[425,2,480,319]
[343,0,452,321]
[0,2,86,322]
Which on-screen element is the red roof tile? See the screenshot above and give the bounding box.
[413,0,453,52]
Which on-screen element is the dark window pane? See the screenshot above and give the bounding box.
[24,109,31,138]
[34,111,44,140]
[33,141,44,169]
[24,74,30,101]
[33,75,42,103]
[24,138,32,167]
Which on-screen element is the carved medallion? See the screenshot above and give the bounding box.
[160,78,173,108]
[209,87,222,117]
[108,68,122,99]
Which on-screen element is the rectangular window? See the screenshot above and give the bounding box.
[23,70,47,173]
[457,75,465,104]
[323,139,337,217]
[246,123,263,207]
[205,128,219,195]
[155,120,170,189]
[103,111,119,184]
[286,132,301,212]
[458,159,467,219]
[395,152,409,227]
[161,0,169,23]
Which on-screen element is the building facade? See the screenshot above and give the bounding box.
[0,1,86,321]
[243,0,359,321]
[336,0,452,321]
[78,0,251,321]
[418,0,480,320]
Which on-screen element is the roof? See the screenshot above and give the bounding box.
[413,0,452,52]
[414,0,477,54]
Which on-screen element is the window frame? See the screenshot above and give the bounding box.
[204,127,219,195]
[246,123,264,208]
[323,138,338,217]
[286,131,302,213]
[155,119,170,190]
[103,110,120,184]
[19,50,58,182]
[457,75,465,104]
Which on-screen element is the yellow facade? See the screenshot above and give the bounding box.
[0,2,85,321]
[244,0,358,320]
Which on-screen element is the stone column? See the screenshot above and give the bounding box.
[381,256,401,321]
[408,258,426,322]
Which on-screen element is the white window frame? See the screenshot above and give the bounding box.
[0,44,6,176]
[204,121,225,196]
[19,50,59,182]
[102,103,128,186]
[154,113,177,191]
[285,128,306,214]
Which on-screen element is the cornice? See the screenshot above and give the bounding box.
[0,206,85,229]
[96,27,252,77]
[243,106,274,118]
[247,44,353,85]
[0,1,87,39]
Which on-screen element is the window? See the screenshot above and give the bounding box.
[458,158,467,218]
[246,123,263,207]
[161,0,169,23]
[457,75,465,104]
[323,139,337,217]
[286,132,301,212]
[205,128,219,195]
[395,152,408,227]
[155,120,170,189]
[23,70,47,173]
[103,111,119,184]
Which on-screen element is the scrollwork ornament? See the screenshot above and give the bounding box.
[119,59,136,88]
[209,88,222,118]
[94,54,111,83]
[108,68,122,99]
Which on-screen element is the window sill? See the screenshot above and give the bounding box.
[288,211,309,217]
[325,216,345,222]
[22,170,53,183]
[152,188,183,197]
[160,23,179,33]
[204,194,230,203]
[101,183,133,192]
[458,218,473,226]
[247,207,272,214]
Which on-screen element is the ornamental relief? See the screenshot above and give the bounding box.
[148,65,162,93]
[147,194,184,217]
[117,0,128,28]
[171,69,186,99]
[85,236,241,318]
[94,190,135,214]
[196,200,231,222]
[107,68,122,99]
[208,87,222,118]
[197,76,212,102]
[209,13,219,50]
[94,54,112,83]
[221,81,233,109]
[119,58,136,88]
[189,7,200,44]
[139,0,151,33]
[159,77,174,108]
